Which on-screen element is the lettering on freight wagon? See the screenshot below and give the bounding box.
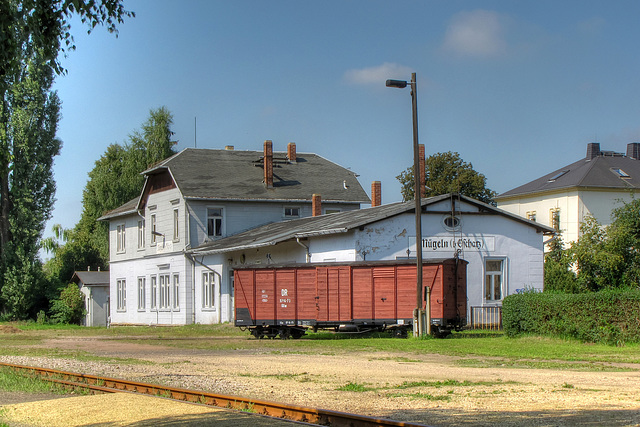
[280,288,290,307]
[261,289,268,303]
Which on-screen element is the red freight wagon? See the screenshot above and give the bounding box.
[235,258,467,339]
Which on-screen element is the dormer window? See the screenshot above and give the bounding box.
[547,170,568,182]
[611,168,630,178]
[284,207,300,218]
[207,208,223,237]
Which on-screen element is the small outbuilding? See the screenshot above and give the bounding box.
[72,270,110,327]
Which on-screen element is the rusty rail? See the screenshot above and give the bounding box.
[0,362,431,427]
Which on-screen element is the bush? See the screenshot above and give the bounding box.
[49,284,85,325]
[503,289,640,345]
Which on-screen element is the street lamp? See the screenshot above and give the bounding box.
[386,72,427,337]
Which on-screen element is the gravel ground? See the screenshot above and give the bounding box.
[1,334,640,426]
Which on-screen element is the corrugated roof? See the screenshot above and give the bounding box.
[188,194,554,255]
[496,154,640,199]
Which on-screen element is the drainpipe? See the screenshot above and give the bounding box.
[296,237,310,263]
[186,253,223,323]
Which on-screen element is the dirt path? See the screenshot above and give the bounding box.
[2,336,640,426]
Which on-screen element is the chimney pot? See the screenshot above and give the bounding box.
[287,142,297,163]
[371,181,382,207]
[587,142,600,160]
[264,140,273,188]
[627,143,640,160]
[312,194,322,217]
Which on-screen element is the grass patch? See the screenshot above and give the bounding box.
[3,322,640,369]
[0,367,82,395]
[336,382,374,392]
[389,391,451,401]
[395,379,508,389]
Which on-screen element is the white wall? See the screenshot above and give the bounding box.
[307,199,546,310]
[110,253,191,326]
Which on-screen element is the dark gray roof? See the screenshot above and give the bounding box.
[98,198,139,221]
[189,194,554,255]
[145,148,369,203]
[497,154,640,199]
[71,271,110,286]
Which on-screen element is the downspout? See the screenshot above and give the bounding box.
[187,253,223,324]
[185,202,195,325]
[296,237,310,263]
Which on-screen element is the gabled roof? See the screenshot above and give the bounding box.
[71,271,110,287]
[99,146,370,221]
[496,146,640,200]
[143,148,369,203]
[188,194,554,256]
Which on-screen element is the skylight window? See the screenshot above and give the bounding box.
[547,170,568,182]
[612,168,630,178]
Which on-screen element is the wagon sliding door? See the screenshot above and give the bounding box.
[254,270,276,326]
[372,266,396,323]
[274,269,296,325]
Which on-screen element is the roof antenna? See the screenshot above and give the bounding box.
[194,117,197,148]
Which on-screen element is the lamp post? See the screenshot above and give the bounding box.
[386,72,426,337]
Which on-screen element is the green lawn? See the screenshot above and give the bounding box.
[2,322,639,369]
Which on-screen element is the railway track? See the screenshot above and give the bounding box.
[1,362,430,427]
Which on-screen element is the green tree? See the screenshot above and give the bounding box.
[76,107,176,262]
[50,282,85,324]
[45,107,176,291]
[396,151,497,204]
[0,52,61,318]
[0,0,133,319]
[543,235,579,293]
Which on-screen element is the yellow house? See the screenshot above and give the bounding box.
[496,143,640,248]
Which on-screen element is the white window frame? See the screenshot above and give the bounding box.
[150,275,157,310]
[137,277,146,310]
[202,271,215,309]
[207,208,224,238]
[484,258,506,303]
[173,208,180,242]
[283,206,300,218]
[159,273,171,310]
[137,219,145,249]
[116,279,126,311]
[116,224,126,253]
[151,214,157,245]
[172,274,180,310]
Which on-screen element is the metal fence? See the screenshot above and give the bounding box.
[469,306,502,330]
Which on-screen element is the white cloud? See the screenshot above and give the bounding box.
[343,62,413,85]
[442,10,507,58]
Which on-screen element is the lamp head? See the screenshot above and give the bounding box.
[386,79,408,89]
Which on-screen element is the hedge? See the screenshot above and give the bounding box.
[502,289,640,345]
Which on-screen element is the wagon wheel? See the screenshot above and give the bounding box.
[278,328,291,340]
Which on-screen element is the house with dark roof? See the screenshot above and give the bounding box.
[99,141,370,326]
[496,143,640,246]
[189,194,553,315]
[72,270,110,327]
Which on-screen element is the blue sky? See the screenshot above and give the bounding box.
[49,0,640,243]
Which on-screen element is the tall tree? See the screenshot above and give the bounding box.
[0,0,133,318]
[0,52,61,318]
[45,107,176,289]
[396,151,497,204]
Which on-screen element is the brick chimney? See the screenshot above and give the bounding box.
[586,142,600,160]
[371,181,381,207]
[287,142,297,163]
[312,194,322,216]
[418,144,426,197]
[264,140,273,188]
[627,143,640,160]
